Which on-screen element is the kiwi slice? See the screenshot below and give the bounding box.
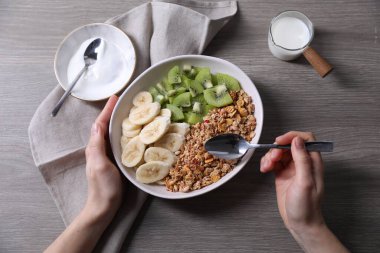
[203,80,213,89]
[172,92,191,107]
[185,112,203,125]
[156,82,167,95]
[211,74,218,86]
[176,87,187,95]
[167,90,176,97]
[192,102,202,114]
[181,75,192,89]
[195,68,212,88]
[183,64,192,73]
[182,106,193,113]
[215,73,241,91]
[154,94,166,105]
[168,66,181,84]
[148,86,160,98]
[162,77,174,91]
[187,68,198,79]
[203,104,215,115]
[188,98,216,124]
[203,84,233,107]
[192,94,207,105]
[166,104,184,121]
[189,80,204,97]
[195,67,210,73]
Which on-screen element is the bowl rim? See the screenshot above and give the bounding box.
[110,54,264,199]
[54,23,137,102]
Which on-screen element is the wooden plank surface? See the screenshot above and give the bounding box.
[0,0,379,252]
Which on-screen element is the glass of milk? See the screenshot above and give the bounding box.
[268,10,333,77]
[268,10,313,61]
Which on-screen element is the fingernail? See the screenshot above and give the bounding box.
[295,137,304,149]
[263,158,269,168]
[260,158,265,167]
[91,123,99,136]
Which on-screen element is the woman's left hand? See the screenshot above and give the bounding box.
[84,95,123,221]
[45,95,123,253]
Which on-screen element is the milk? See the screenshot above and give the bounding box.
[268,14,312,61]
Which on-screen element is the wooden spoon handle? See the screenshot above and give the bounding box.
[303,46,333,78]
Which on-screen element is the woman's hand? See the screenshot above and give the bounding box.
[45,95,123,253]
[84,95,122,222]
[260,131,325,234]
[260,131,349,253]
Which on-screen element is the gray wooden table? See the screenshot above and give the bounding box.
[1,0,379,252]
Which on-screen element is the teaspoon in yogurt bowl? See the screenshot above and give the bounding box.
[205,134,334,160]
[51,38,103,117]
[53,23,137,109]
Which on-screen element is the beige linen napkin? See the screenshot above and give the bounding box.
[28,0,237,252]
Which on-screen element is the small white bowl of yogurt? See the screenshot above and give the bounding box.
[54,23,136,101]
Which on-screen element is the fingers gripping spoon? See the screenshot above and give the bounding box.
[205,134,334,160]
[51,38,102,117]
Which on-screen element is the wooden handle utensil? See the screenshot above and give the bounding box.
[303,47,333,78]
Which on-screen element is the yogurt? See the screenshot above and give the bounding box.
[67,38,129,99]
[268,11,313,61]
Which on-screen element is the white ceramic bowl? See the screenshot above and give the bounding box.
[110,55,263,199]
[54,23,136,101]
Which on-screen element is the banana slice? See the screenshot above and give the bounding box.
[121,136,146,167]
[155,179,166,185]
[120,135,131,150]
[154,133,184,152]
[139,116,170,144]
[144,147,176,165]
[123,128,141,138]
[130,106,138,114]
[160,108,172,118]
[133,91,153,107]
[134,156,145,170]
[129,102,161,125]
[122,118,141,132]
[167,123,190,136]
[136,161,170,184]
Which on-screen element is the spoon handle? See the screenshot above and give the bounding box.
[250,142,334,152]
[51,66,87,117]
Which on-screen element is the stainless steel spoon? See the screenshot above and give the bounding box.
[51,38,103,117]
[205,133,334,160]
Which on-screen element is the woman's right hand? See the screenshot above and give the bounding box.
[260,131,325,234]
[260,131,349,253]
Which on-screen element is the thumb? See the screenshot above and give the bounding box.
[291,136,313,185]
[86,122,106,161]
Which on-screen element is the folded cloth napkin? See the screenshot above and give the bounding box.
[28,0,237,252]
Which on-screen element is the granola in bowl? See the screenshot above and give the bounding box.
[165,90,256,192]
